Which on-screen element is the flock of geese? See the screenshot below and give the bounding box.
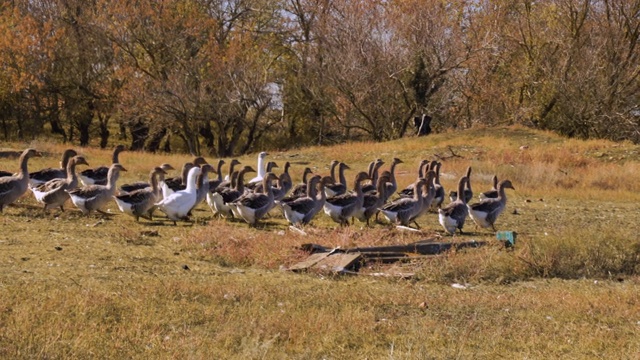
[0,147,515,234]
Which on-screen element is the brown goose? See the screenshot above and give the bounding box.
[271,162,292,201]
[230,172,279,226]
[379,177,427,227]
[323,171,369,226]
[216,159,241,190]
[0,148,42,213]
[432,161,445,208]
[438,176,469,235]
[207,159,226,191]
[79,145,126,186]
[287,167,314,200]
[207,166,255,218]
[29,148,78,186]
[353,173,390,226]
[479,175,500,200]
[468,179,515,231]
[114,167,168,221]
[164,157,209,194]
[449,166,473,203]
[193,164,216,210]
[397,159,429,198]
[325,162,350,197]
[249,161,280,192]
[280,175,328,226]
[68,163,127,216]
[362,159,385,194]
[383,157,403,202]
[31,155,90,213]
[119,163,175,194]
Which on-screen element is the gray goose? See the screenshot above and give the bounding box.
[164,157,209,194]
[362,159,385,194]
[280,175,330,226]
[120,163,175,194]
[397,159,429,198]
[29,148,78,186]
[468,179,515,231]
[479,175,499,200]
[68,163,128,216]
[114,166,168,221]
[287,167,314,200]
[323,171,369,226]
[207,166,255,218]
[353,173,390,226]
[206,159,226,191]
[379,177,427,228]
[230,172,279,226]
[325,161,350,197]
[79,145,126,186]
[194,164,216,210]
[249,161,280,192]
[0,148,42,213]
[438,176,469,235]
[271,162,292,201]
[432,161,445,208]
[216,159,241,190]
[383,157,403,202]
[449,166,473,203]
[31,155,90,213]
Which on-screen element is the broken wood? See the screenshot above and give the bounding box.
[289,239,489,275]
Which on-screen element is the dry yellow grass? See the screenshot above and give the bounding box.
[1,126,640,358]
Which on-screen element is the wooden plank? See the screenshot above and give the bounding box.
[286,252,332,272]
[311,253,363,274]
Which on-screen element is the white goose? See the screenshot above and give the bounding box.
[31,155,89,213]
[248,151,269,185]
[468,179,515,231]
[155,166,201,225]
[67,163,127,216]
[0,148,42,213]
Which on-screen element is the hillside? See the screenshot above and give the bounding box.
[1,126,639,358]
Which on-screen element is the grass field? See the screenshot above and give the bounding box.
[1,126,639,359]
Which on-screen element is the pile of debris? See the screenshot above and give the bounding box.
[285,231,516,277]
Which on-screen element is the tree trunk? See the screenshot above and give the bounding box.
[145,128,167,153]
[198,121,215,155]
[130,120,149,150]
[98,114,110,148]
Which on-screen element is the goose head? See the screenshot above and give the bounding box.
[499,179,515,191]
[160,163,175,172]
[59,149,78,168]
[193,156,208,166]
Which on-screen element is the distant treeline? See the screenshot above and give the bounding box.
[1,0,638,154]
